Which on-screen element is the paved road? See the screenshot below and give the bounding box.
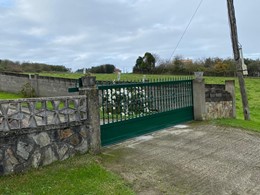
[101,123,260,195]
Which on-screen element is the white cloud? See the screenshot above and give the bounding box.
[51,34,88,45]
[0,0,259,71]
[22,27,48,36]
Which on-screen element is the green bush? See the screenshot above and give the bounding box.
[20,82,36,98]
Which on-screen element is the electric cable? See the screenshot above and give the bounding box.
[169,0,204,60]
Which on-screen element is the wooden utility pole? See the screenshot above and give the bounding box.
[227,0,250,120]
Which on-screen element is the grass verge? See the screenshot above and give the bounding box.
[0,154,134,195]
[0,91,22,99]
[211,119,260,133]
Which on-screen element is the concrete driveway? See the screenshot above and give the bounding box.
[101,123,260,195]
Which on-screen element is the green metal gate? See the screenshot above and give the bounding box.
[98,79,194,146]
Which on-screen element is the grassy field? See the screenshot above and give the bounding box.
[0,154,134,195]
[36,72,192,81]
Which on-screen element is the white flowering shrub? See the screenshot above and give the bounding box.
[101,87,151,117]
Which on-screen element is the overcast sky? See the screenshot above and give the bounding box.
[0,0,259,72]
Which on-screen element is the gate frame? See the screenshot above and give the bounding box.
[98,79,194,146]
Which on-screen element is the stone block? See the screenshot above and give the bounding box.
[79,126,88,138]
[69,134,81,146]
[31,132,51,148]
[56,144,69,160]
[4,148,19,173]
[81,76,96,87]
[42,147,57,166]
[75,138,88,154]
[216,93,222,98]
[59,129,73,140]
[0,164,4,175]
[210,93,216,98]
[0,149,3,161]
[32,150,41,168]
[17,141,34,160]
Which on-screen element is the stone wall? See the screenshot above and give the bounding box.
[0,72,138,97]
[205,101,233,120]
[0,72,78,97]
[0,72,30,94]
[204,83,234,120]
[35,75,78,96]
[193,79,235,120]
[0,76,100,175]
[0,124,89,175]
[0,71,151,97]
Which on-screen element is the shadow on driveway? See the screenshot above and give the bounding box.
[101,123,260,195]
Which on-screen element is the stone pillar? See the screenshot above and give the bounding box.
[193,78,206,121]
[225,80,236,118]
[32,74,39,97]
[79,76,101,154]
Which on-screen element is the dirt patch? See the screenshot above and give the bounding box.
[101,124,260,194]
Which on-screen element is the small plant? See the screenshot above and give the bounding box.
[20,82,36,98]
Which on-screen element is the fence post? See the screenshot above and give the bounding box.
[79,76,101,154]
[33,74,40,96]
[225,80,236,118]
[193,78,206,120]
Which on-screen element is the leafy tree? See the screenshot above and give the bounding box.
[86,64,116,73]
[173,55,185,73]
[135,56,143,68]
[246,59,260,76]
[0,60,22,72]
[133,52,155,73]
[20,63,69,72]
[143,52,155,70]
[214,61,229,76]
[223,58,236,76]
[204,57,215,68]
[75,68,84,73]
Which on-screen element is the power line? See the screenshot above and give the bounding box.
[169,0,204,60]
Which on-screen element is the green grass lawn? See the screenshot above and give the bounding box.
[0,91,23,99]
[0,154,134,195]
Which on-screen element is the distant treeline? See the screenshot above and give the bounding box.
[0,59,70,73]
[133,54,260,77]
[76,64,116,74]
[2,56,260,77]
